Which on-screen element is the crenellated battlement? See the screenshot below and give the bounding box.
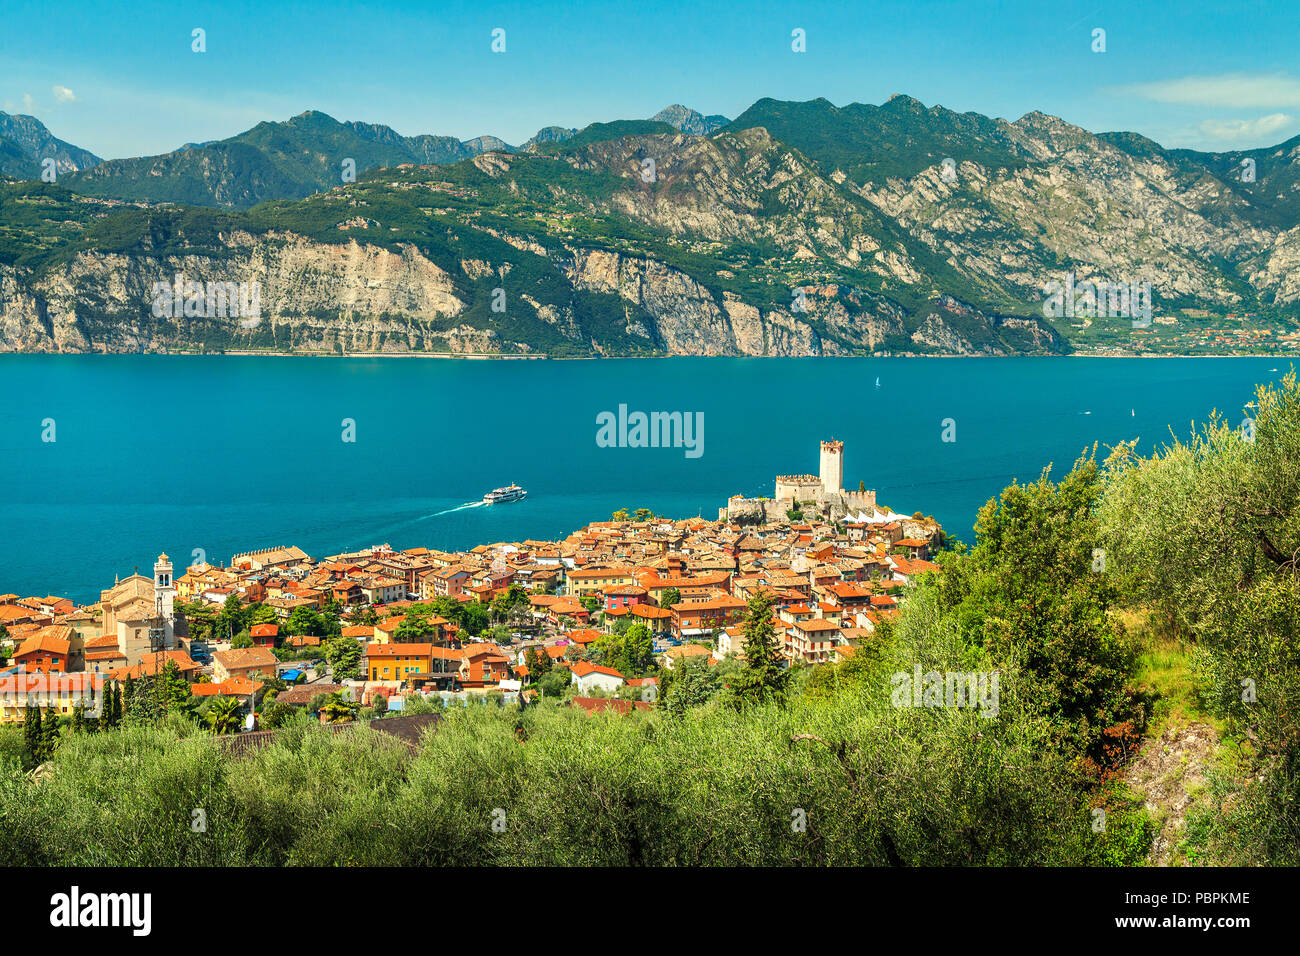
[762,440,873,519]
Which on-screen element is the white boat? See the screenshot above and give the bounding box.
[483,484,527,504]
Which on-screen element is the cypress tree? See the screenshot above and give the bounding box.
[105,683,121,728]
[22,703,41,768]
[41,703,60,758]
[89,679,106,731]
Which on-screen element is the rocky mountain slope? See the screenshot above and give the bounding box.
[653,104,730,136]
[0,112,102,178]
[1,95,1296,357]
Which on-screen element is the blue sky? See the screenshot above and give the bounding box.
[2,0,1297,159]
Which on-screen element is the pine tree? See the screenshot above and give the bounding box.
[624,623,654,673]
[89,680,107,731]
[729,590,790,708]
[663,655,718,717]
[71,703,86,734]
[524,647,541,681]
[157,660,194,715]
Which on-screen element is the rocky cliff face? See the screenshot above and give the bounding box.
[1,234,477,354]
[0,232,1054,356]
[0,236,1025,355]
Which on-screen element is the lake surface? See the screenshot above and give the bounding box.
[0,355,1289,604]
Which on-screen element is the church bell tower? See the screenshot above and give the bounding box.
[153,553,177,649]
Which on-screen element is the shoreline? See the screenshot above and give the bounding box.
[1,350,1296,360]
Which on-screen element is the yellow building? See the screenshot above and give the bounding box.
[364,643,433,681]
[176,563,235,602]
[0,672,104,724]
[565,566,637,598]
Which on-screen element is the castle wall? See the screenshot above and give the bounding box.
[841,489,877,513]
[776,479,823,501]
[724,497,793,525]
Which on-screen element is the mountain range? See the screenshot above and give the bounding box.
[0,111,102,179]
[1,96,1297,357]
[18,105,727,209]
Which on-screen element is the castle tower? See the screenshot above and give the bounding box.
[819,440,844,495]
[153,553,176,649]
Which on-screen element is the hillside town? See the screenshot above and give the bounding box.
[0,441,943,728]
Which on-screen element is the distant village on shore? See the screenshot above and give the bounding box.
[0,441,943,726]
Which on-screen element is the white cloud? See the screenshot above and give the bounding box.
[1113,73,1300,109]
[52,85,76,103]
[1199,113,1294,142]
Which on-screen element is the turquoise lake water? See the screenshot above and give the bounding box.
[0,355,1290,604]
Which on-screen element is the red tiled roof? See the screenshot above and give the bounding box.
[14,626,73,658]
[109,650,201,680]
[191,677,263,697]
[213,646,277,671]
[571,661,624,680]
[365,643,433,658]
[630,604,673,619]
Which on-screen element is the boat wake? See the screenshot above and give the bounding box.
[420,501,487,520]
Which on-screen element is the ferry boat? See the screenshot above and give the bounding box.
[483,484,527,505]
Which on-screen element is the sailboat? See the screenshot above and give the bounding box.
[874,377,881,389]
